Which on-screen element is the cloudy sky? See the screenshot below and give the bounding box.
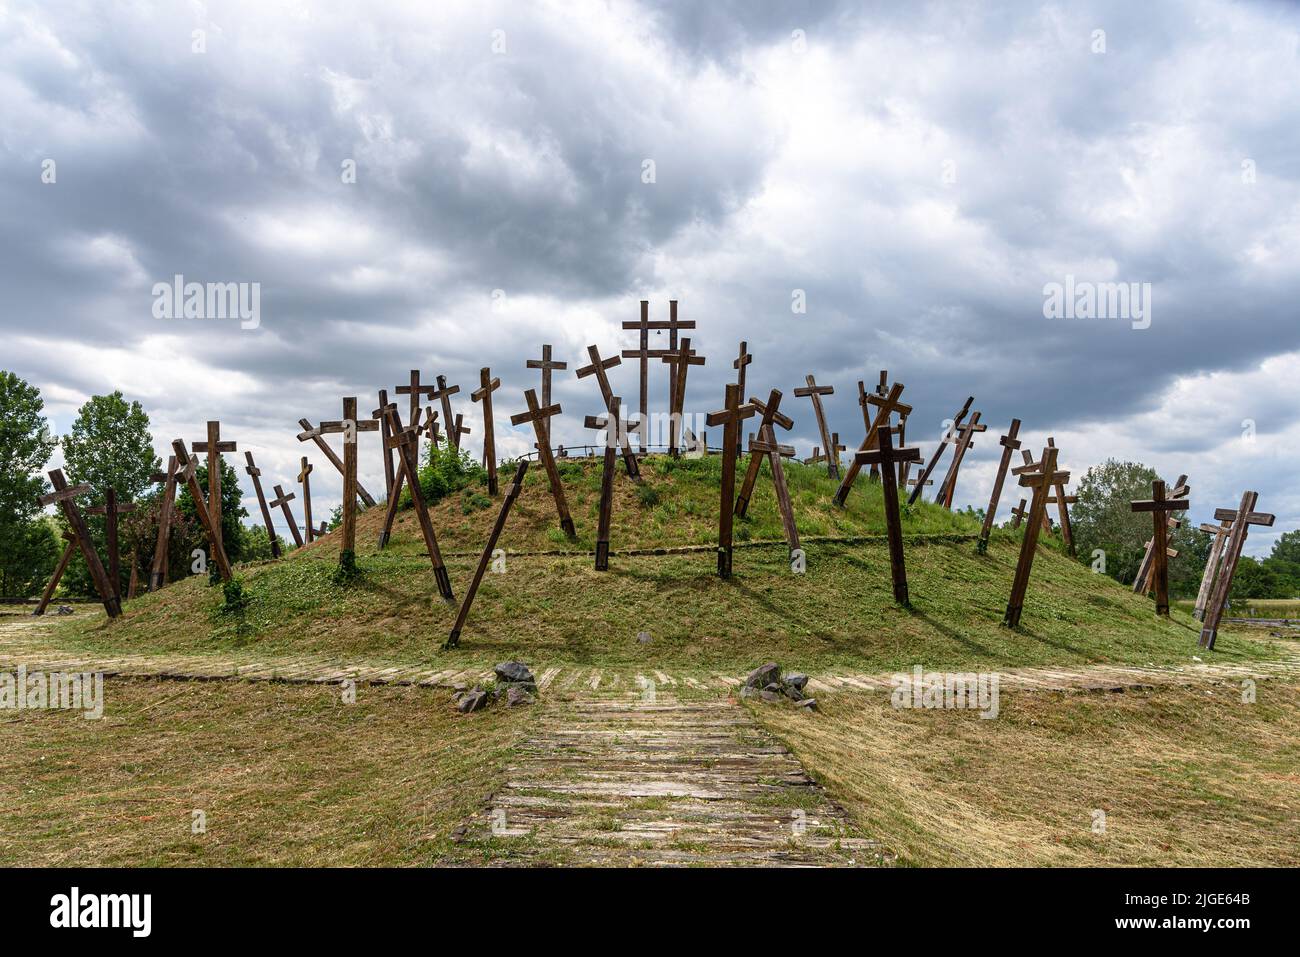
[4,0,1299,553]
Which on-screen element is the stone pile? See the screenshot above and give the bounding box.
[454,660,538,713]
[740,662,816,710]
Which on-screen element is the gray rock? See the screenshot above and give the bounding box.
[797,698,818,710]
[783,684,805,701]
[759,689,782,703]
[785,672,809,692]
[506,685,535,708]
[764,682,783,694]
[457,688,489,713]
[636,631,653,644]
[56,605,75,616]
[745,662,781,689]
[494,661,535,685]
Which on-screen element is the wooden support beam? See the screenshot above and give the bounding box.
[578,345,641,479]
[380,403,455,600]
[906,396,974,506]
[33,532,76,616]
[1193,519,1232,621]
[735,389,794,518]
[85,488,135,601]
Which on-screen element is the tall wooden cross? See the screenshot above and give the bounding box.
[1193,519,1233,621]
[147,455,182,590]
[376,388,397,498]
[794,375,837,479]
[243,451,280,559]
[445,461,530,650]
[318,397,378,560]
[659,300,694,403]
[660,338,705,457]
[40,473,121,616]
[620,305,660,453]
[855,426,924,606]
[471,367,502,495]
[1002,446,1069,628]
[510,389,575,537]
[935,412,986,508]
[526,344,567,410]
[1130,480,1191,616]
[297,418,377,507]
[705,383,756,579]
[745,391,801,558]
[269,484,304,548]
[191,421,235,555]
[835,381,912,507]
[734,389,795,518]
[1013,450,1054,533]
[577,345,640,479]
[1041,437,1078,553]
[1199,492,1274,650]
[585,395,640,571]
[395,371,436,445]
[977,418,1021,554]
[33,531,77,616]
[1133,474,1188,591]
[379,404,455,599]
[734,341,752,399]
[169,439,233,581]
[906,396,974,506]
[85,488,136,600]
[432,377,462,451]
[297,457,315,544]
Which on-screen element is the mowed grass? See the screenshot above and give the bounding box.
[1174,598,1300,620]
[752,681,1300,867]
[0,679,529,866]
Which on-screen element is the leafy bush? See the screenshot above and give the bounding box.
[221,578,248,613]
[635,483,661,508]
[403,439,486,508]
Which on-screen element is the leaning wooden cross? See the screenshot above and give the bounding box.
[395,371,436,456]
[85,488,136,600]
[585,395,640,571]
[1130,480,1191,616]
[746,391,801,560]
[191,421,235,556]
[147,455,182,591]
[318,397,378,563]
[1199,492,1274,650]
[977,418,1022,554]
[855,426,923,606]
[1013,450,1054,533]
[471,367,502,495]
[526,344,568,410]
[297,457,315,543]
[835,381,912,507]
[935,412,986,508]
[297,418,377,507]
[376,388,398,499]
[445,460,530,650]
[243,452,281,558]
[1193,519,1233,621]
[794,375,838,479]
[577,345,641,478]
[32,530,78,616]
[1041,438,1078,554]
[169,439,233,582]
[734,388,794,518]
[734,341,753,400]
[1009,497,1028,529]
[660,338,705,457]
[705,384,756,579]
[1002,446,1069,628]
[510,389,576,537]
[432,377,463,451]
[269,484,304,548]
[379,403,455,600]
[1133,474,1189,592]
[906,396,974,506]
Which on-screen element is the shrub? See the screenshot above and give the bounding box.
[402,438,487,508]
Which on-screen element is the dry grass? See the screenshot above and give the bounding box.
[753,681,1300,867]
[0,678,530,866]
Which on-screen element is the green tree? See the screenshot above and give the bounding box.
[241,523,287,561]
[1070,459,1158,586]
[175,458,249,577]
[1270,530,1300,566]
[1228,558,1278,600]
[0,371,60,597]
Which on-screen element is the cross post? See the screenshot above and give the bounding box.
[1130,480,1191,615]
[906,396,974,506]
[243,451,281,558]
[169,439,233,581]
[976,418,1021,554]
[855,426,923,605]
[471,367,502,495]
[191,421,236,556]
[1199,492,1275,649]
[706,383,756,579]
[1002,446,1069,628]
[510,389,575,537]
[318,397,379,560]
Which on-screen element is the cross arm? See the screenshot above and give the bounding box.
[1213,507,1274,526]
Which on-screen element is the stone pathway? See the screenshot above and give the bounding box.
[448,689,884,867]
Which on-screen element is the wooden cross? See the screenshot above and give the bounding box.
[1130,480,1190,615]
[621,305,657,453]
[297,457,315,544]
[659,300,695,405]
[445,461,530,649]
[376,388,397,498]
[243,451,281,559]
[908,475,933,492]
[169,439,233,581]
[268,484,303,548]
[577,344,640,479]
[526,344,568,410]
[896,411,913,487]
[855,426,923,604]
[1038,437,1078,553]
[1193,519,1233,622]
[395,371,437,443]
[510,389,575,537]
[1133,474,1189,592]
[431,376,462,450]
[1009,497,1028,529]
[734,341,752,400]
[935,412,986,509]
[906,396,974,506]
[451,412,471,450]
[977,418,1021,554]
[471,367,502,496]
[835,381,913,507]
[147,455,182,590]
[660,338,705,457]
[855,380,875,444]
[1199,492,1274,650]
[297,418,377,507]
[1002,446,1069,628]
[585,396,639,571]
[318,397,378,559]
[374,400,411,550]
[705,383,756,579]
[734,389,794,518]
[33,530,77,616]
[379,403,455,599]
[418,406,441,445]
[191,421,236,555]
[794,375,837,479]
[1013,450,1055,533]
[85,488,136,600]
[867,371,889,479]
